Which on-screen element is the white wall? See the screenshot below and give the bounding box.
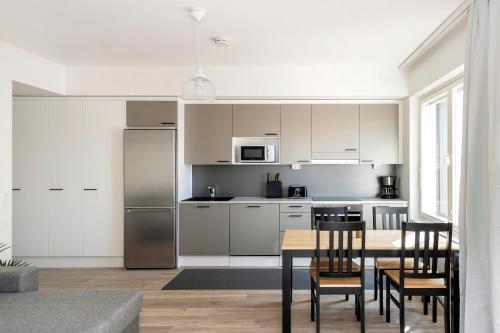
[66,65,408,98]
[408,15,467,95]
[0,42,65,260]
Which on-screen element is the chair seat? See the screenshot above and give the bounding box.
[310,258,360,271]
[376,258,423,270]
[385,270,446,289]
[310,269,362,288]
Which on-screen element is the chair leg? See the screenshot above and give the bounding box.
[444,296,450,333]
[316,291,320,333]
[379,268,384,315]
[386,275,391,323]
[345,294,349,301]
[355,294,359,318]
[360,292,365,333]
[374,265,378,301]
[356,295,360,321]
[310,278,315,322]
[423,295,429,315]
[432,296,437,322]
[408,295,412,301]
[399,291,405,333]
[290,260,293,303]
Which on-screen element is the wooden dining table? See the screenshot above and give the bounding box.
[281,229,460,333]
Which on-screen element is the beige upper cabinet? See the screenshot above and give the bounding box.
[311,104,360,160]
[126,101,177,127]
[359,104,399,164]
[185,104,233,164]
[280,104,311,164]
[233,104,281,137]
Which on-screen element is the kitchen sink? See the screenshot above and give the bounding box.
[183,197,234,202]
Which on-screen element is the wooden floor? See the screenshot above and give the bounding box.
[39,268,446,332]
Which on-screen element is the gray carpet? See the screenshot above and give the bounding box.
[162,268,375,290]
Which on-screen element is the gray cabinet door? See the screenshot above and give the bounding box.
[230,204,280,255]
[311,104,360,160]
[184,104,233,165]
[179,204,230,255]
[233,104,281,137]
[280,105,312,164]
[359,104,399,164]
[126,101,177,127]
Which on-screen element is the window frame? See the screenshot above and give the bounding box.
[418,76,464,230]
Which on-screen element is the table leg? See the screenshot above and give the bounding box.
[282,250,292,333]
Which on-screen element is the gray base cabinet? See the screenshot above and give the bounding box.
[180,204,230,255]
[230,204,280,255]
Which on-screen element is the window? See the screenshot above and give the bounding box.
[420,78,463,228]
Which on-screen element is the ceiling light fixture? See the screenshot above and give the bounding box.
[182,7,215,101]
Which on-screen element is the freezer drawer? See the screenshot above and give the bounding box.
[124,130,176,208]
[124,208,175,268]
[230,204,279,255]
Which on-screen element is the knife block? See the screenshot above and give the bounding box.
[266,181,283,198]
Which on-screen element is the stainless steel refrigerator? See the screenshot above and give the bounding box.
[124,129,176,268]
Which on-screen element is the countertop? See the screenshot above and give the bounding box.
[179,197,408,205]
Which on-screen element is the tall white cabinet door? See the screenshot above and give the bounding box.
[359,104,399,164]
[12,100,50,256]
[280,104,311,164]
[82,100,125,256]
[311,104,360,160]
[48,100,83,256]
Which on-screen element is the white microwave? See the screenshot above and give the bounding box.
[238,145,276,163]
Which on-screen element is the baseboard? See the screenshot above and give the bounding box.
[229,256,280,267]
[18,257,124,268]
[178,256,230,267]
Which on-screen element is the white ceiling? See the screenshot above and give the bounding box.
[0,0,462,67]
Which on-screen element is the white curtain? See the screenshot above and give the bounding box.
[460,0,500,332]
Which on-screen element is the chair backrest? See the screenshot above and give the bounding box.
[311,206,349,229]
[315,220,366,281]
[372,206,408,230]
[400,221,453,286]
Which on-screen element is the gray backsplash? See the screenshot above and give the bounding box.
[192,164,397,198]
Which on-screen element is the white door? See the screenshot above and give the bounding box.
[47,100,83,256]
[12,100,50,256]
[82,100,125,256]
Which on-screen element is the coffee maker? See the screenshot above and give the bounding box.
[379,176,398,199]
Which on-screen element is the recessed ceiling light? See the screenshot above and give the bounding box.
[213,37,232,47]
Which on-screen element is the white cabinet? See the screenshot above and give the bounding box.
[47,101,83,256]
[280,105,311,164]
[12,98,125,258]
[82,101,125,256]
[312,104,360,160]
[359,104,399,164]
[12,100,50,257]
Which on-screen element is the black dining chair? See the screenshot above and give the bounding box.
[385,221,453,333]
[310,220,366,333]
[372,206,413,315]
[311,206,354,301]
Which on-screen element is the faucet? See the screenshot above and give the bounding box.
[208,186,216,199]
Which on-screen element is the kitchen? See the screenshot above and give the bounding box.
[3,1,496,332]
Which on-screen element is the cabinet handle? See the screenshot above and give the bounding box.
[344,148,358,151]
[288,214,303,218]
[297,160,310,163]
[49,188,63,191]
[196,205,210,208]
[247,205,261,208]
[12,188,21,191]
[161,122,175,125]
[360,160,374,163]
[289,205,303,208]
[83,188,98,191]
[264,133,278,136]
[217,160,230,163]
